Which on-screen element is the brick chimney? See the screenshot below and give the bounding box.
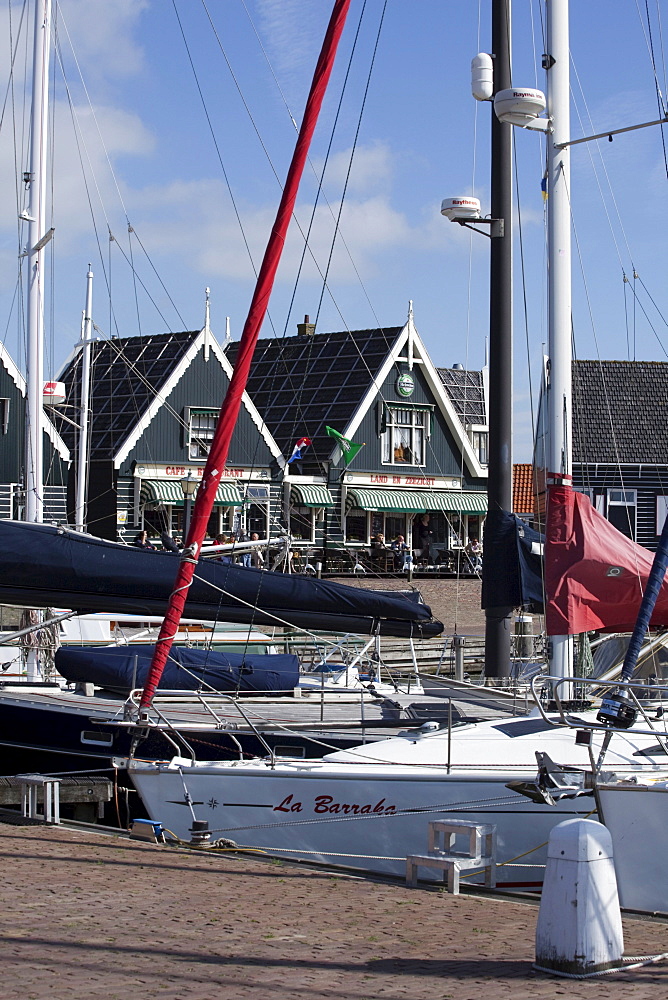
[297,314,315,337]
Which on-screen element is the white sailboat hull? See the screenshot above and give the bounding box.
[597,778,668,913]
[129,713,663,885]
[130,758,587,884]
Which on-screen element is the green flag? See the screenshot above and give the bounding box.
[325,426,364,466]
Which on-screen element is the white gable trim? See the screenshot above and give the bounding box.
[338,317,486,478]
[0,343,25,393]
[0,343,70,463]
[113,330,284,470]
[212,339,285,469]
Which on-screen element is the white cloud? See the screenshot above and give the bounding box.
[55,0,148,82]
[316,141,394,195]
[123,172,436,291]
[254,0,325,82]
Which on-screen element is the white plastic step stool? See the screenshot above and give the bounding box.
[13,774,61,824]
[406,819,496,893]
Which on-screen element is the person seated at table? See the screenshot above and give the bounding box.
[132,530,155,550]
[370,532,388,564]
[216,533,233,564]
[466,536,482,572]
[390,534,411,570]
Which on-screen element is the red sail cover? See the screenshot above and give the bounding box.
[545,484,668,634]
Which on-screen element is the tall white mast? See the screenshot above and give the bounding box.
[546,0,574,679]
[75,266,94,532]
[24,0,52,523]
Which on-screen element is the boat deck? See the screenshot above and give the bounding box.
[0,682,514,733]
[0,817,665,1000]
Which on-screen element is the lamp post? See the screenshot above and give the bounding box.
[180,472,198,537]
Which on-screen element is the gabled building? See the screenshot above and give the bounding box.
[227,307,488,556]
[570,359,668,549]
[54,322,283,542]
[536,359,668,550]
[0,343,69,522]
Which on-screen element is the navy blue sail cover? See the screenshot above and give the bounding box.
[55,644,300,694]
[481,510,544,611]
[0,521,442,638]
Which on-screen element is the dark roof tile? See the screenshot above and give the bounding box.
[573,360,668,463]
[55,331,200,460]
[226,327,400,457]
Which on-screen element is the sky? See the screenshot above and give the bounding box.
[1,0,667,461]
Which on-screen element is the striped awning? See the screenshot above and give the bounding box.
[140,480,242,507]
[290,483,335,507]
[347,487,487,514]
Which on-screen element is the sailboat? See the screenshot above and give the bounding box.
[0,0,457,788]
[126,0,668,885]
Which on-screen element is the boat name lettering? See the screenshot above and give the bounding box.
[274,794,303,813]
[273,793,396,816]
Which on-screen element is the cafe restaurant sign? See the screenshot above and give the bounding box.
[343,470,461,489]
[133,463,270,481]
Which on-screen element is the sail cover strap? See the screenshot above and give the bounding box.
[139,0,352,711]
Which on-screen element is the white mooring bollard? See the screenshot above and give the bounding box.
[535,818,624,977]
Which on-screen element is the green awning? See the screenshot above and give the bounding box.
[347,487,487,514]
[140,480,242,507]
[290,483,335,507]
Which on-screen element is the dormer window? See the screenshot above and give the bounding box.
[469,425,488,465]
[188,408,217,459]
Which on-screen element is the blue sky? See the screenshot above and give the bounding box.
[1,0,667,461]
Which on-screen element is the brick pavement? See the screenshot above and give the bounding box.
[343,576,488,636]
[2,820,667,1000]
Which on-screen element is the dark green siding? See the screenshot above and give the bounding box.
[332,364,481,481]
[117,349,274,476]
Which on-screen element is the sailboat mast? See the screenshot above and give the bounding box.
[484,0,514,678]
[24,0,51,524]
[75,266,94,532]
[545,0,574,679]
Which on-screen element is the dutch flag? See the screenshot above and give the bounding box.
[288,437,312,463]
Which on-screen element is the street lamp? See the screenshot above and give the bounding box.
[180,472,198,537]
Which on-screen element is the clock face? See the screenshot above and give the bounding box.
[396,373,414,397]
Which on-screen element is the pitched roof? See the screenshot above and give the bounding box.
[55,331,200,460]
[572,359,668,464]
[513,463,535,515]
[437,367,486,425]
[225,327,401,459]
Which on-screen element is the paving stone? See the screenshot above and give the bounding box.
[1,821,666,1000]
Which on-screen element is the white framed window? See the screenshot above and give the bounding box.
[244,486,270,538]
[0,398,9,435]
[472,430,488,465]
[188,408,217,459]
[607,488,636,539]
[289,505,315,542]
[381,407,428,465]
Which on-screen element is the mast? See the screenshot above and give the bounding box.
[138,0,352,712]
[76,266,94,532]
[24,0,51,524]
[545,0,574,680]
[484,0,514,678]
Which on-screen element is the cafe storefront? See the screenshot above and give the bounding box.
[133,462,273,541]
[341,470,487,555]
